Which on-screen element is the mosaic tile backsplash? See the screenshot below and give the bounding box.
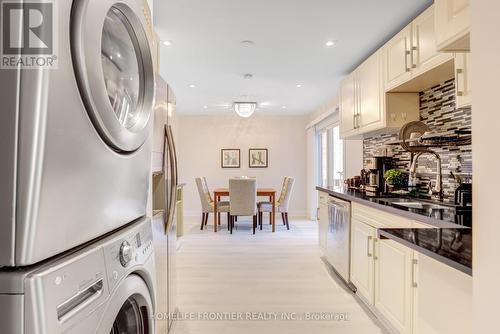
[363,79,472,201]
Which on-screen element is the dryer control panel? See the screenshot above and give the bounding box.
[103,218,153,292]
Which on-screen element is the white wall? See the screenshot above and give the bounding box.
[177,114,308,217]
[471,1,500,332]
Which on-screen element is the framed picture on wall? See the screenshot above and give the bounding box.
[221,149,241,168]
[249,148,268,168]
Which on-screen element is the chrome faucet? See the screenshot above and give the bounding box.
[408,151,443,201]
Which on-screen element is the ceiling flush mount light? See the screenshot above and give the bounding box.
[163,40,173,46]
[240,40,255,47]
[325,40,337,47]
[233,102,257,118]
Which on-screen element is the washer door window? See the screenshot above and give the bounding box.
[72,0,154,152]
[98,275,154,334]
[110,297,150,334]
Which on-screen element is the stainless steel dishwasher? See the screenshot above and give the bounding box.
[326,197,354,290]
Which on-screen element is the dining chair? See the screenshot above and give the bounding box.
[258,177,295,230]
[228,178,258,234]
[195,177,230,230]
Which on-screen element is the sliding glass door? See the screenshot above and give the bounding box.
[317,125,344,188]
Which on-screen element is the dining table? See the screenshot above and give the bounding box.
[212,188,277,232]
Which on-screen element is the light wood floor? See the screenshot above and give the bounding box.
[172,215,387,334]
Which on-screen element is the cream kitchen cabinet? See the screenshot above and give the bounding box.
[412,252,472,334]
[339,73,357,138]
[385,5,453,91]
[374,238,414,334]
[455,53,472,107]
[340,49,420,139]
[318,191,329,253]
[385,24,413,90]
[435,0,470,52]
[411,6,454,76]
[350,218,376,305]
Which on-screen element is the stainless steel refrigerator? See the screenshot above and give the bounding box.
[152,77,178,334]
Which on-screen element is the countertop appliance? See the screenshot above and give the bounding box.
[151,77,179,334]
[0,217,156,333]
[365,157,393,194]
[325,196,354,291]
[0,0,156,266]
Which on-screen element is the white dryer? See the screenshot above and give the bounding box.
[0,217,157,334]
[0,0,156,266]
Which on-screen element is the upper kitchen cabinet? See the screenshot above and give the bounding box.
[385,5,454,92]
[455,53,472,107]
[412,6,454,76]
[357,51,384,131]
[435,0,470,52]
[339,73,357,138]
[385,24,412,90]
[340,49,419,139]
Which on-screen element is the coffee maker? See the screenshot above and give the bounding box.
[365,157,393,195]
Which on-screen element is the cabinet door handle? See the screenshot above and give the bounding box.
[405,49,411,72]
[412,259,418,288]
[411,46,417,68]
[353,114,357,129]
[456,68,464,96]
[367,236,373,257]
[373,238,378,260]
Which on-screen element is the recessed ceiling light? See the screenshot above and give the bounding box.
[240,40,255,47]
[203,105,208,109]
[325,40,337,47]
[188,84,196,88]
[296,84,303,88]
[281,106,287,109]
[243,73,253,80]
[163,40,173,46]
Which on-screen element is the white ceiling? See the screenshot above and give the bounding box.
[153,0,432,115]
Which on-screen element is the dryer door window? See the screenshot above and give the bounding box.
[101,7,142,130]
[71,0,155,152]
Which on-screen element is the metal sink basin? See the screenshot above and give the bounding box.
[375,197,451,210]
[391,202,449,210]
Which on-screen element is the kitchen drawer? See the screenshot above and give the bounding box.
[352,202,414,229]
[318,191,331,204]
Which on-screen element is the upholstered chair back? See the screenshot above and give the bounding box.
[195,177,213,213]
[278,177,295,212]
[229,178,257,216]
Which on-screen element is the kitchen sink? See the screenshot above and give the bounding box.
[375,197,451,210]
[390,202,450,210]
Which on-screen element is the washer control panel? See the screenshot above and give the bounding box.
[103,218,153,292]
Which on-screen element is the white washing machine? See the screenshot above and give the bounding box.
[0,217,157,334]
[0,0,156,266]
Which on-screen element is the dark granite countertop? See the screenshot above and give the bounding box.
[316,185,471,228]
[378,228,472,275]
[316,185,472,275]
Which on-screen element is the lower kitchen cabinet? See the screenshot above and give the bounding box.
[374,238,414,334]
[412,252,472,334]
[318,192,329,252]
[350,218,376,305]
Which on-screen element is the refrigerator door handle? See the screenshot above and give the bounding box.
[164,125,178,231]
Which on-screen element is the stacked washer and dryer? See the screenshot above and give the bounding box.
[0,0,169,333]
